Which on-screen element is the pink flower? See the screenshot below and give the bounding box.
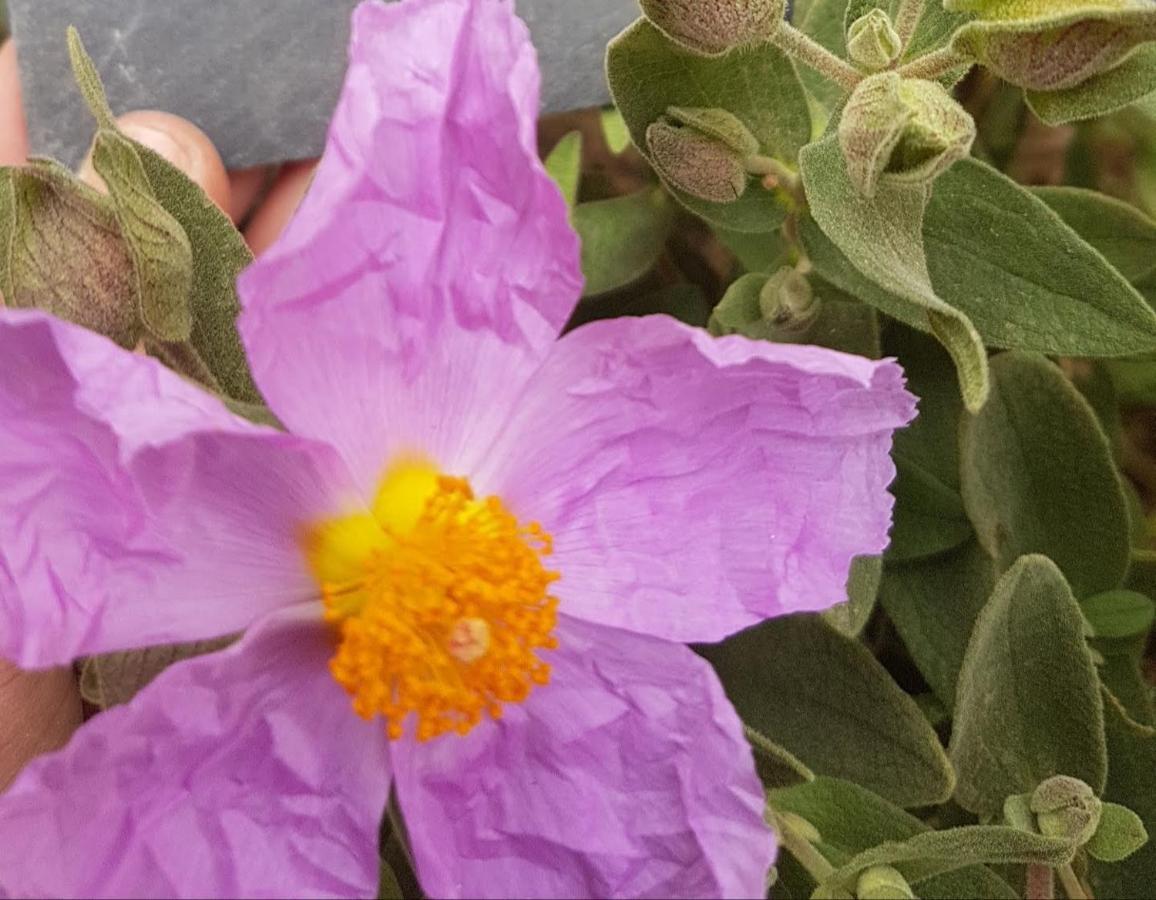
[0,1,915,896]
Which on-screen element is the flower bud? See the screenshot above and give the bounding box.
[639,0,786,56]
[664,106,761,156]
[709,268,818,340]
[847,9,903,72]
[759,266,816,328]
[838,72,976,197]
[1031,775,1103,846]
[949,1,1156,91]
[856,865,916,900]
[646,116,751,203]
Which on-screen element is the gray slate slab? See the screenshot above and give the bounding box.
[9,0,636,170]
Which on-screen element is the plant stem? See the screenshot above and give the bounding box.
[897,46,970,80]
[772,24,861,91]
[776,817,834,883]
[1058,864,1092,900]
[894,0,926,47]
[1026,864,1056,900]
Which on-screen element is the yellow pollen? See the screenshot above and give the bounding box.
[305,462,559,742]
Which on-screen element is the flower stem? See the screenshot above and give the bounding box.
[897,46,970,81]
[771,23,861,91]
[894,0,926,47]
[1058,864,1093,900]
[1026,864,1055,900]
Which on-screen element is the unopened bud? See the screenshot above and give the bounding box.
[759,266,816,327]
[665,106,761,156]
[856,865,916,900]
[1032,775,1103,846]
[839,72,976,197]
[847,9,903,72]
[647,119,749,203]
[639,0,786,56]
[949,2,1156,91]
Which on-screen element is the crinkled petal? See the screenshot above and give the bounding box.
[237,0,582,494]
[391,615,773,899]
[0,311,351,667]
[476,316,917,644]
[0,608,390,899]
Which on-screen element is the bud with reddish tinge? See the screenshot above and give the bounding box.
[838,72,976,197]
[646,107,760,203]
[847,9,903,72]
[948,0,1156,91]
[639,0,786,56]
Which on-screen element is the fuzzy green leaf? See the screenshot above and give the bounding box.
[572,188,673,296]
[923,159,1156,357]
[1032,185,1156,283]
[1027,45,1156,125]
[824,555,883,636]
[544,131,583,209]
[1083,590,1156,639]
[960,353,1129,598]
[769,778,1017,899]
[91,130,194,343]
[880,540,996,712]
[799,136,989,411]
[950,556,1107,817]
[700,614,955,808]
[606,18,808,232]
[1087,802,1150,863]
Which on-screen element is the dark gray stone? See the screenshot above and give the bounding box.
[9,0,635,170]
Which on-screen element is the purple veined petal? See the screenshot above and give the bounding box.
[474,315,917,645]
[237,0,582,496]
[0,606,390,899]
[391,614,774,899]
[0,311,353,668]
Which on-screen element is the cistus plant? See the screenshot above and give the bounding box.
[606,0,1156,897]
[0,0,1154,897]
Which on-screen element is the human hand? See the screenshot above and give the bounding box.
[0,34,317,789]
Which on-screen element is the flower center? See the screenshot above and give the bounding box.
[304,461,559,741]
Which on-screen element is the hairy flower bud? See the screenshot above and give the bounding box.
[759,266,816,328]
[1031,775,1103,846]
[646,110,756,202]
[838,72,976,197]
[948,0,1156,91]
[856,865,916,900]
[639,0,786,56]
[847,9,903,71]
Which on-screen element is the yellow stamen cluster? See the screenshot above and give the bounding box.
[318,475,559,741]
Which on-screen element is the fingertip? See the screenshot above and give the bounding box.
[244,159,317,256]
[77,110,232,213]
[0,39,29,166]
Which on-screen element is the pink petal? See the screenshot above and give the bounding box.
[391,615,773,899]
[477,316,917,644]
[0,608,390,899]
[237,0,582,494]
[0,311,350,668]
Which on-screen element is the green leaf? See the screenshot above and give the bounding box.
[1,160,140,348]
[880,540,996,712]
[825,555,883,636]
[815,824,1075,895]
[923,159,1156,357]
[606,18,809,232]
[91,130,194,343]
[1028,45,1156,126]
[882,325,974,563]
[1091,650,1156,897]
[769,777,1017,899]
[600,108,632,155]
[950,556,1108,817]
[798,0,852,116]
[959,353,1130,598]
[699,613,955,808]
[715,225,790,273]
[572,188,673,296]
[798,137,990,412]
[1032,185,1156,283]
[1087,802,1150,863]
[1082,590,1156,639]
[746,725,816,789]
[544,131,583,209]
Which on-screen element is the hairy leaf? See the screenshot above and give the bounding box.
[572,188,674,296]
